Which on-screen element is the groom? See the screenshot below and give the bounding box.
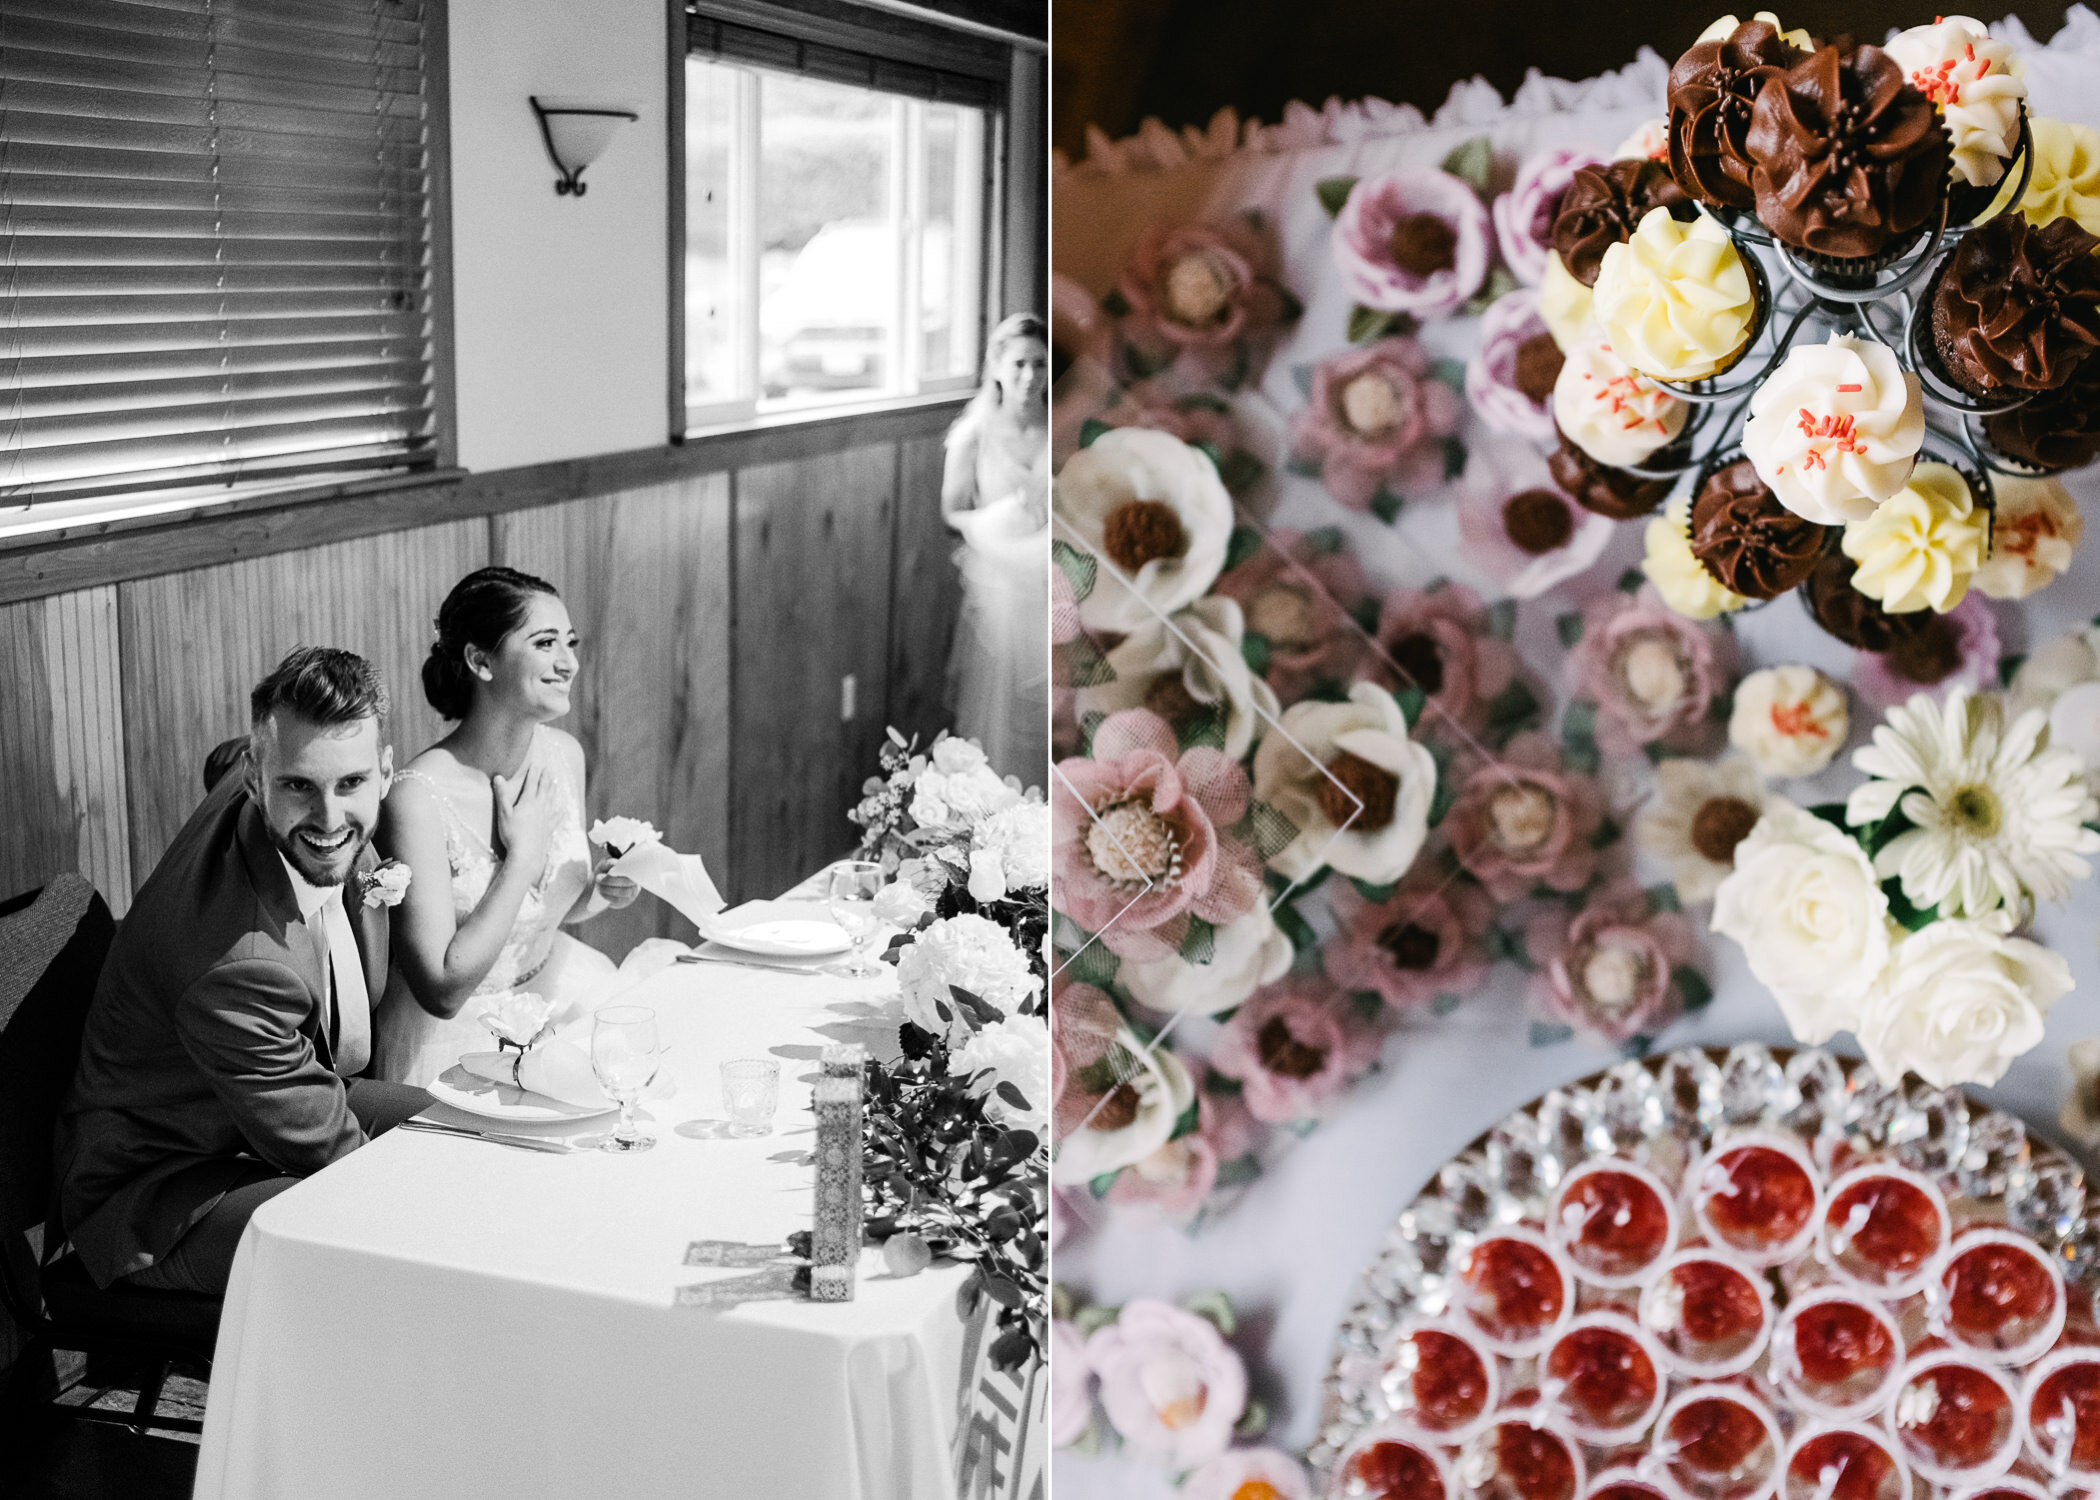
[53,646,431,1295]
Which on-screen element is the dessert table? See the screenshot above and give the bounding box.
[190,946,974,1500]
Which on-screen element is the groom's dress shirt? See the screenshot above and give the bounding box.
[277,855,373,1077]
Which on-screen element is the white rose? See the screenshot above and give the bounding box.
[588,815,662,855]
[969,799,1051,902]
[1856,914,2073,1088]
[1251,682,1437,884]
[1120,905,1294,1015]
[1711,799,1892,1042]
[872,879,931,927]
[1055,427,1234,634]
[1051,1035,1197,1186]
[931,735,989,775]
[894,913,1039,1047]
[952,1014,1052,1132]
[1075,597,1282,762]
[911,762,1022,829]
[477,989,557,1049]
[1729,664,1850,778]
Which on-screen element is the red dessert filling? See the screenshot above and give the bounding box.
[1789,1300,1896,1389]
[1828,1177,1942,1276]
[1789,1431,1897,1500]
[2030,1361,2100,1470]
[1902,1363,2011,1466]
[1489,1423,1579,1500]
[1463,1237,1566,1340]
[1703,1145,1815,1248]
[1673,1260,1765,1347]
[1400,1329,1491,1430]
[1562,1171,1671,1276]
[1353,1440,1444,1500]
[1945,1243,2056,1338]
[1593,1485,1671,1500]
[1670,1397,1771,1477]
[1546,1326,1659,1428]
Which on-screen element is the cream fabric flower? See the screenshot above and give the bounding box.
[1972,474,2082,600]
[1251,682,1437,884]
[1538,250,1595,353]
[1840,463,1987,614]
[1051,1036,1197,1186]
[1643,495,1748,620]
[1056,427,1234,633]
[1637,755,1768,904]
[1730,664,1850,778]
[1075,597,1281,761]
[1120,904,1293,1016]
[1744,334,1924,525]
[1592,208,1757,381]
[1856,912,2071,1088]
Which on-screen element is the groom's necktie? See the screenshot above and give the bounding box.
[319,890,372,1076]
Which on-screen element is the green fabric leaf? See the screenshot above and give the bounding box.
[1213,1154,1262,1188]
[1306,526,1346,554]
[1440,435,1467,480]
[1059,635,1117,689]
[1348,304,1399,344]
[1292,363,1316,399]
[1177,391,1232,414]
[1286,453,1324,479]
[1530,1021,1574,1047]
[1100,287,1131,318]
[1430,358,1469,393]
[1183,1288,1237,1334]
[1562,741,1600,775]
[1485,599,1518,641]
[1051,540,1097,602]
[1370,488,1404,524]
[1079,417,1112,449]
[1275,285,1305,322]
[1077,710,1107,757]
[1394,682,1427,727]
[1562,699,1597,741]
[1351,990,1385,1023]
[1484,680,1542,740]
[1431,993,1462,1016]
[1178,915,1218,965]
[2001,651,2028,688]
[1589,816,1621,851]
[1235,801,1300,860]
[1459,265,1519,318]
[1351,876,1400,904]
[1350,597,1382,637]
[1058,936,1120,991]
[1241,631,1272,678]
[1088,1169,1120,1198]
[1441,134,1495,192]
[1204,1069,1244,1097]
[1223,524,1263,574]
[1647,883,1682,913]
[1167,1095,1201,1142]
[1675,965,1715,1012]
[1557,612,1586,648]
[1274,902,1318,952]
[1316,175,1361,216]
[1193,439,1225,474]
[1217,450,1267,496]
[1618,567,1647,594]
[1176,709,1228,752]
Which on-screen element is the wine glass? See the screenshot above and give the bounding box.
[826,860,884,977]
[590,1005,661,1152]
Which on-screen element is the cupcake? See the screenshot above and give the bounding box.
[1743,332,1924,525]
[1802,548,1930,651]
[1744,44,1952,274]
[1668,15,1812,212]
[1839,461,1990,614]
[1553,328,1691,469]
[1540,250,1596,352]
[1646,495,1750,620]
[1882,15,2026,222]
[1550,432,1674,520]
[1928,213,2100,398]
[1689,453,1833,599]
[1551,159,1694,289]
[1591,207,1760,382]
[1980,360,2100,471]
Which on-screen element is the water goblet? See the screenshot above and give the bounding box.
[720,1058,782,1137]
[827,860,885,976]
[591,1005,661,1153]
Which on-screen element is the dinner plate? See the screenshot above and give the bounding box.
[701,898,852,957]
[428,1063,617,1122]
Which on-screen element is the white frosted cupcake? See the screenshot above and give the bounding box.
[1883,16,2026,191]
[1553,327,1690,468]
[1729,665,1849,777]
[1743,333,1924,525]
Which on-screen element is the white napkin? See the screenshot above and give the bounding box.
[462,1040,611,1109]
[611,841,726,933]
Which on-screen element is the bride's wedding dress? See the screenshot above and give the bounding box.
[372,725,616,1086]
[950,431,1049,785]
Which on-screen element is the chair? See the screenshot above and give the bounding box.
[0,875,221,1440]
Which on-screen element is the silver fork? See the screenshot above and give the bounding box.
[397,1118,574,1154]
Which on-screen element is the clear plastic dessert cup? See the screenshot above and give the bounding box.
[1689,1131,1823,1268]
[1890,1348,2020,1487]
[1456,1413,1587,1500]
[2019,1345,2100,1484]
[1771,1287,1906,1422]
[1453,1226,1577,1357]
[1818,1164,1951,1300]
[1376,1318,1500,1445]
[1540,1312,1669,1444]
[1780,1423,1912,1500]
[1549,1158,1681,1290]
[1943,1476,2054,1500]
[1332,1419,1457,1500]
[1640,1248,1774,1378]
[1586,1469,1676,1500]
[1655,1383,1785,1500]
[1929,1228,2067,1368]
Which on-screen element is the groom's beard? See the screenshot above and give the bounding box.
[269,817,373,888]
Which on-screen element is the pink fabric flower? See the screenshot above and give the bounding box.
[1102,1089,1257,1224]
[1528,880,1697,1045]
[1087,1299,1248,1469]
[1494,148,1609,285]
[1445,731,1607,901]
[1568,588,1729,756]
[1114,217,1296,384]
[1051,980,1119,1145]
[1051,1318,1094,1448]
[1334,168,1492,318]
[1185,1447,1314,1500]
[1853,594,2004,714]
[1323,868,1495,1011]
[1211,527,1372,704]
[1465,288,1562,441]
[1051,272,1117,465]
[1052,709,1263,961]
[1206,975,1384,1124]
[1359,579,1519,741]
[1454,441,1614,600]
[1290,337,1462,511]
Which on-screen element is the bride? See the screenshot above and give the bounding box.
[372,565,638,1086]
[944,312,1050,785]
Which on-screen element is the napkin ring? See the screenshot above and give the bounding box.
[512,1051,526,1090]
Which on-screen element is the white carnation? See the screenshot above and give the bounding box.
[952,1014,1051,1131]
[911,761,1023,831]
[969,799,1051,902]
[1856,914,2073,1088]
[894,913,1039,1047]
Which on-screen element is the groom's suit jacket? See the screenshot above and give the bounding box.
[53,770,391,1287]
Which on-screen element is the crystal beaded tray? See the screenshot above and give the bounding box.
[1309,1043,2100,1492]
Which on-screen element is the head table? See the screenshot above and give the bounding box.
[190,935,974,1500]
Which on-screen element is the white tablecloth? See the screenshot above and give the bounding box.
[191,955,971,1500]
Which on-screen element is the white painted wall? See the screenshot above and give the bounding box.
[446,0,671,471]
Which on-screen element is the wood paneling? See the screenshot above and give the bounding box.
[888,434,964,751]
[732,445,897,901]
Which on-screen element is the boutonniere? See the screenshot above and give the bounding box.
[362,859,413,909]
[588,816,662,859]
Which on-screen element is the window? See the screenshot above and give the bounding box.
[681,53,995,425]
[0,0,440,520]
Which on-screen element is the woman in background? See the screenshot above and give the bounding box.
[943,312,1050,785]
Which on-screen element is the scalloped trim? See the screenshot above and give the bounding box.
[1054,4,2100,179]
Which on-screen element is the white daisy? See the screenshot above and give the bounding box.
[1846,688,2100,919]
[1636,755,1768,904]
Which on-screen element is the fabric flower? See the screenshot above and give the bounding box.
[1290,336,1463,511]
[1840,462,1988,614]
[1358,579,1519,742]
[895,913,1039,1046]
[1636,755,1769,904]
[1851,592,2003,714]
[1114,218,1297,380]
[1847,687,2100,919]
[1710,798,1892,1043]
[1250,682,1438,884]
[967,798,1051,901]
[1334,167,1492,318]
[1644,496,1749,620]
[2009,627,2100,796]
[1051,982,1199,1183]
[1056,427,1234,635]
[1053,709,1262,961]
[1568,588,1726,755]
[1051,1319,1094,1448]
[1453,442,1614,600]
[1075,597,1282,761]
[1051,273,1117,466]
[1729,664,1850,777]
[1465,289,1564,440]
[1087,1300,1247,1469]
[1445,731,1607,901]
[1120,904,1293,1016]
[1090,384,1286,513]
[1103,1091,1257,1224]
[1855,912,2074,1088]
[361,858,412,909]
[588,815,661,855]
[1185,1447,1314,1500]
[1495,149,1610,285]
[1207,976,1383,1123]
[1323,867,1494,1011]
[1972,474,2082,600]
[1985,116,2100,235]
[953,1013,1051,1131]
[1530,881,1697,1044]
[1591,208,1758,381]
[1210,527,1372,704]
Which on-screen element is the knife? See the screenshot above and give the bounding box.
[398,1118,574,1153]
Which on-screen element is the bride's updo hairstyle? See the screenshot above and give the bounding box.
[422,565,561,721]
[953,311,1048,440]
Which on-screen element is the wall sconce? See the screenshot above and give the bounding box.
[529,97,639,197]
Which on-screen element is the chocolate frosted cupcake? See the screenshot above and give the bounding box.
[1981,359,2100,471]
[1548,431,1673,520]
[1745,45,1951,271]
[1930,213,2100,398]
[1668,18,1810,212]
[1550,159,1693,287]
[1803,548,1929,650]
[1690,455,1834,600]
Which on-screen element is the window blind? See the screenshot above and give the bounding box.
[0,0,438,511]
[686,0,1007,109]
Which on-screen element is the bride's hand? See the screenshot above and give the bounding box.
[491,764,558,880]
[591,857,641,910]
